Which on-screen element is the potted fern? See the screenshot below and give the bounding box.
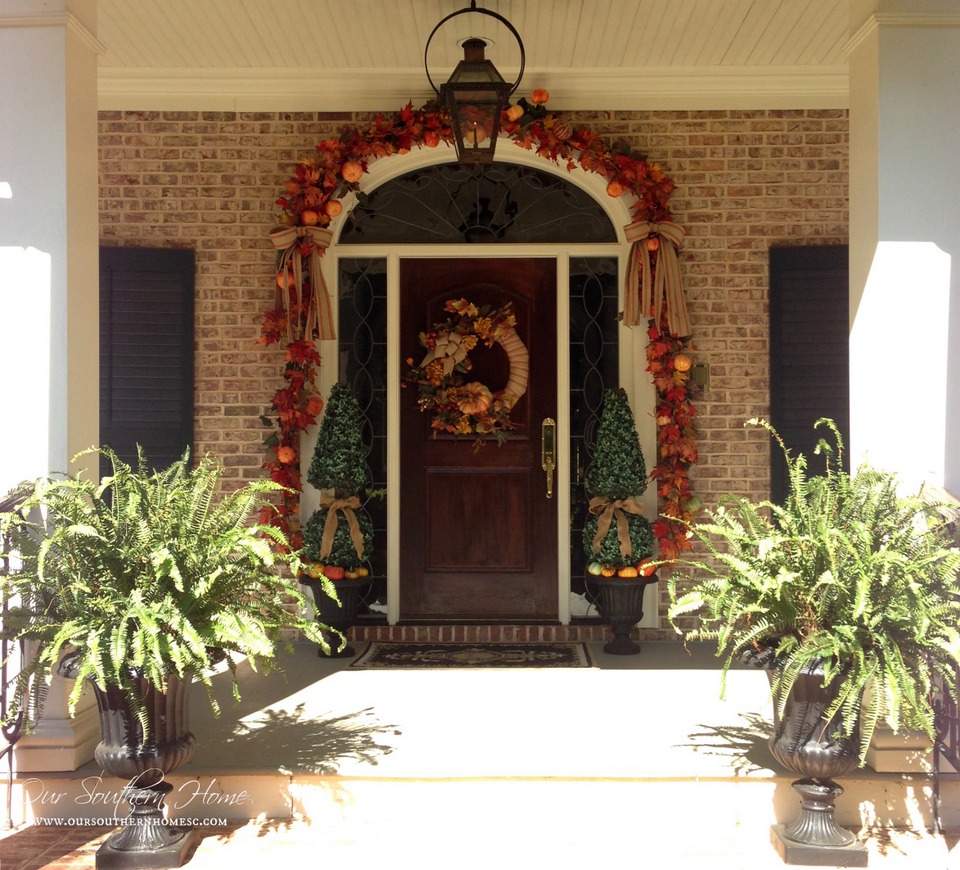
[667,418,960,859]
[0,447,331,865]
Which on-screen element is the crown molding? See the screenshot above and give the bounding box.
[97,65,849,112]
[846,12,960,56]
[0,12,105,55]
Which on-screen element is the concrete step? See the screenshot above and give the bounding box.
[6,643,958,863]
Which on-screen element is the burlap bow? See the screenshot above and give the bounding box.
[588,496,646,558]
[419,331,468,375]
[317,495,365,561]
[269,225,336,342]
[622,220,689,337]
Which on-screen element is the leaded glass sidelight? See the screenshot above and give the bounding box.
[339,162,616,245]
[569,257,620,606]
[337,258,388,612]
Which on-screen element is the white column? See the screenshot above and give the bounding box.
[848,0,960,495]
[0,0,101,772]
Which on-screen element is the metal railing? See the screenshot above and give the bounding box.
[0,486,29,830]
[926,484,960,834]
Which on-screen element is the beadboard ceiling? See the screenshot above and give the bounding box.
[91,0,849,110]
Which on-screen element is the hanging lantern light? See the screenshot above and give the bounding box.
[424,1,525,165]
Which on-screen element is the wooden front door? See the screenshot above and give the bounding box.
[399,258,558,620]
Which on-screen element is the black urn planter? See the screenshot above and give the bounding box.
[593,574,658,655]
[92,674,200,869]
[767,662,867,866]
[302,576,372,658]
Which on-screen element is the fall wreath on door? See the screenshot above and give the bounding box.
[402,297,528,443]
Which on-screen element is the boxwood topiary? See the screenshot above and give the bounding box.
[303,508,374,570]
[583,513,653,569]
[583,388,648,499]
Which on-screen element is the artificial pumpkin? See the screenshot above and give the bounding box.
[673,353,693,372]
[552,119,572,141]
[530,88,550,105]
[506,104,524,122]
[341,161,364,184]
[458,383,493,416]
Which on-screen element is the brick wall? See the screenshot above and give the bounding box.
[97,108,849,628]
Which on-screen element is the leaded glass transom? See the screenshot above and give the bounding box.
[339,162,616,245]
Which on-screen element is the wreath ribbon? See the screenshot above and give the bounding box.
[317,495,365,560]
[269,225,337,342]
[622,220,689,337]
[588,496,646,558]
[420,331,468,376]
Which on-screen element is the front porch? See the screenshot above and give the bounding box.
[3,641,958,868]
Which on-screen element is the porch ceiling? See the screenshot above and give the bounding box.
[87,0,849,111]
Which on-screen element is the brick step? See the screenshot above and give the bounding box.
[347,623,613,643]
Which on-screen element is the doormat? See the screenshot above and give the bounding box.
[351,642,593,669]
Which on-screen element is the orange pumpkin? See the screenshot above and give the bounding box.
[647,236,660,251]
[674,353,693,373]
[276,445,296,464]
[300,209,319,226]
[459,383,493,416]
[530,88,550,105]
[506,104,524,122]
[636,559,656,578]
[424,130,441,148]
[324,200,342,218]
[617,566,640,578]
[324,565,346,581]
[606,180,624,198]
[600,565,617,577]
[341,161,364,183]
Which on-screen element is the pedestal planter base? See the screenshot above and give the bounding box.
[771,824,867,867]
[96,782,201,868]
[594,574,657,655]
[92,677,198,868]
[767,662,863,865]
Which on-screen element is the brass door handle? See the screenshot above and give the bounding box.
[541,418,556,499]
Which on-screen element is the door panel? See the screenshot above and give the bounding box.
[400,258,558,620]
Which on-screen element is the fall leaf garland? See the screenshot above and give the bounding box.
[261,94,698,557]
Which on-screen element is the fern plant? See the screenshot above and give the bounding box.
[667,418,960,762]
[0,447,334,736]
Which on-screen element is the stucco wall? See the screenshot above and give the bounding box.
[97,108,849,598]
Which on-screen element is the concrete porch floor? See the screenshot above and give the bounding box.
[2,640,960,869]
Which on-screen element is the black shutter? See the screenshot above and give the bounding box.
[769,245,849,504]
[99,248,194,475]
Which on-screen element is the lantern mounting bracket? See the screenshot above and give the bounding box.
[423,0,525,98]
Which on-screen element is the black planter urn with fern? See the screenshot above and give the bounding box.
[668,418,960,864]
[0,447,330,868]
[767,663,866,866]
[92,675,200,869]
